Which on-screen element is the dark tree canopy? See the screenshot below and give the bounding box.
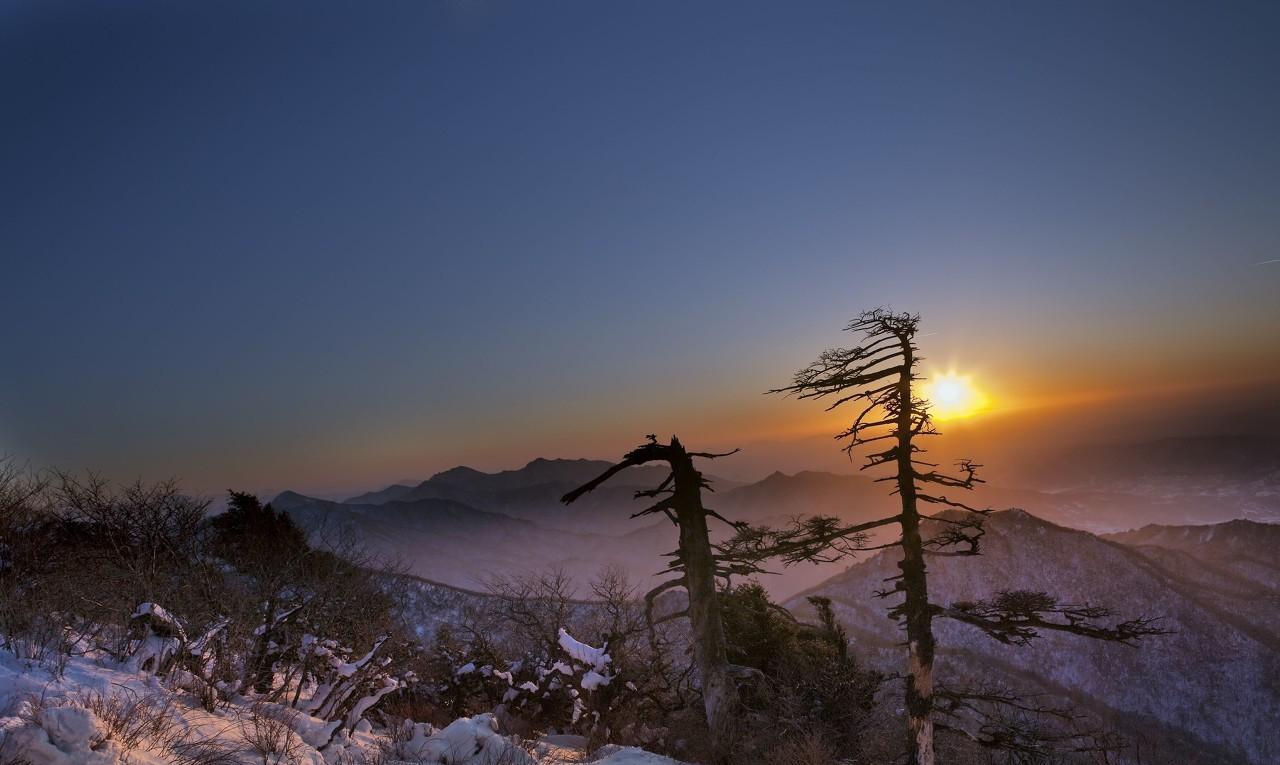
[208,490,308,569]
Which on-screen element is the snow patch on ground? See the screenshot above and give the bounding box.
[0,654,683,765]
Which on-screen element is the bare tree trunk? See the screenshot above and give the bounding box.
[561,436,740,760]
[671,451,734,754]
[895,345,935,765]
[244,597,277,694]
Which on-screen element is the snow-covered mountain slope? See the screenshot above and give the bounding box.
[788,510,1280,765]
[1105,519,1280,587]
[0,654,684,765]
[1103,519,1280,638]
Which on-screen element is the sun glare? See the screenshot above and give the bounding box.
[923,371,990,421]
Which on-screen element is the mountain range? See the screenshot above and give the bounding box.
[273,437,1280,598]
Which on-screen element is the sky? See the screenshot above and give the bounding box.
[2,0,1278,497]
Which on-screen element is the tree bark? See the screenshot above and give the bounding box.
[671,448,734,753]
[895,341,936,765]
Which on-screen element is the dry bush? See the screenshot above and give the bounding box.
[78,689,179,751]
[177,672,228,715]
[0,730,33,765]
[0,461,66,672]
[338,733,417,765]
[164,736,242,765]
[328,747,370,765]
[757,730,842,765]
[327,731,432,765]
[237,702,303,765]
[0,690,236,765]
[367,718,427,763]
[439,737,533,765]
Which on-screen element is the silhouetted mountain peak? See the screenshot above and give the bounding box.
[270,490,328,510]
[427,465,487,485]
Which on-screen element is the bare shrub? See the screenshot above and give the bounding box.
[757,730,841,765]
[0,730,33,765]
[68,690,238,765]
[164,736,242,765]
[178,672,227,714]
[0,460,63,670]
[330,735,398,765]
[368,718,422,762]
[328,747,368,765]
[237,702,303,765]
[479,567,579,659]
[78,689,178,751]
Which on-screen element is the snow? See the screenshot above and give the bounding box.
[334,635,388,678]
[40,707,104,753]
[0,652,684,765]
[7,706,118,765]
[416,714,534,765]
[589,747,685,765]
[556,629,609,671]
[131,604,182,635]
[580,670,610,691]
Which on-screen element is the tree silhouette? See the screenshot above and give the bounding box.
[734,309,1166,765]
[561,435,741,756]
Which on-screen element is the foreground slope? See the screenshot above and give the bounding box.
[0,653,684,765]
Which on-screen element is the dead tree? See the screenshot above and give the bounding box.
[749,309,1165,765]
[562,435,741,756]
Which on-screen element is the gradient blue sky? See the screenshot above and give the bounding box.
[3,1,1278,495]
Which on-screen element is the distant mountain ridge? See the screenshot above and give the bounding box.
[275,490,678,593]
[343,483,417,506]
[276,467,895,599]
[346,458,691,503]
[336,457,740,536]
[1025,434,1280,488]
[331,435,1280,536]
[274,440,1280,600]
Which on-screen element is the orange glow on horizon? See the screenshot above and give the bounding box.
[923,371,991,421]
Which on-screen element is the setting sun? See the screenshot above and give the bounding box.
[923,371,990,421]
